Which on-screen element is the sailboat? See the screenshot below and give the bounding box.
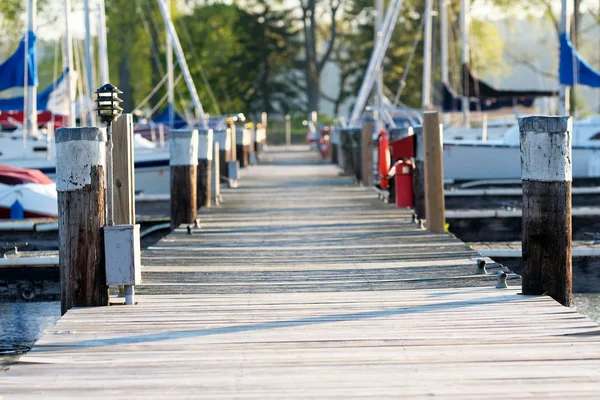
[440,0,600,184]
[0,0,214,195]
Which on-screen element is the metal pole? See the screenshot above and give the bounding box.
[460,0,470,126]
[106,123,114,226]
[166,0,175,128]
[375,0,384,132]
[349,0,406,126]
[26,0,38,138]
[97,0,109,84]
[421,0,433,109]
[63,0,76,127]
[84,0,96,126]
[440,0,449,87]
[559,0,570,115]
[156,0,206,126]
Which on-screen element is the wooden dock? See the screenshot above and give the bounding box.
[3,146,600,398]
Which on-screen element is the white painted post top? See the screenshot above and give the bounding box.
[197,128,214,160]
[213,130,231,151]
[519,116,572,182]
[55,127,106,192]
[169,129,199,166]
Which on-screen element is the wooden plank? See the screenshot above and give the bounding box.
[5,145,600,399]
[112,114,135,225]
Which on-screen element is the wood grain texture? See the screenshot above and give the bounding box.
[170,165,197,230]
[361,122,373,187]
[423,112,445,233]
[112,114,135,225]
[522,180,572,306]
[58,166,108,315]
[197,159,212,208]
[6,146,600,399]
[413,159,426,220]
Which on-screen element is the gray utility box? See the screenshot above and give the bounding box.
[104,224,142,286]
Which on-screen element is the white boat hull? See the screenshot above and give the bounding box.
[443,143,600,181]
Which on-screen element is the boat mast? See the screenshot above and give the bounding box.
[421,0,433,109]
[440,0,449,91]
[440,0,449,123]
[25,0,38,139]
[349,0,406,126]
[157,0,206,126]
[84,0,96,126]
[166,0,175,127]
[63,0,76,127]
[460,0,470,126]
[559,0,570,115]
[375,0,384,132]
[97,0,109,85]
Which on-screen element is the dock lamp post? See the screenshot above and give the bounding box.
[95,84,141,306]
[95,83,123,226]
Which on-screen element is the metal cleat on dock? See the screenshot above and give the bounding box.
[496,271,508,289]
[476,259,487,274]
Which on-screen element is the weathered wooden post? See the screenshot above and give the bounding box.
[520,116,572,306]
[248,123,257,165]
[169,129,198,229]
[226,119,239,185]
[213,129,230,183]
[330,128,339,165]
[412,126,426,220]
[285,114,291,148]
[112,114,136,224]
[197,128,213,208]
[212,141,221,205]
[236,126,250,168]
[361,122,374,187]
[56,127,108,315]
[423,111,445,233]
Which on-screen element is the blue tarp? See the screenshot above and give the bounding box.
[0,69,67,112]
[0,31,38,92]
[153,103,187,128]
[559,33,600,88]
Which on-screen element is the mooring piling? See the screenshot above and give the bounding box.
[56,127,109,315]
[520,115,573,306]
[212,140,221,205]
[423,111,445,233]
[197,128,213,208]
[361,121,374,187]
[169,129,199,230]
[412,125,426,220]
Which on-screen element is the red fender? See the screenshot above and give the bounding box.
[378,130,391,189]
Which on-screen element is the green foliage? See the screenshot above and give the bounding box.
[178,2,300,117]
[105,0,154,112]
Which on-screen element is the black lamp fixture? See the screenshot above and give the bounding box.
[94,83,123,227]
[95,83,123,125]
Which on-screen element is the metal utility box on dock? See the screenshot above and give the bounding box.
[104,224,142,286]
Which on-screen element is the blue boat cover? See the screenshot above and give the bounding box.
[0,69,67,112]
[0,31,38,92]
[559,33,600,88]
[153,103,187,128]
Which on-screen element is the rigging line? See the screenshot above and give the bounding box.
[148,74,184,117]
[393,13,426,107]
[133,72,184,114]
[136,0,189,115]
[132,73,169,113]
[176,18,221,115]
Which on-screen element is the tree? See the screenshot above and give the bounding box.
[178,2,301,116]
[299,0,341,113]
[105,0,154,112]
